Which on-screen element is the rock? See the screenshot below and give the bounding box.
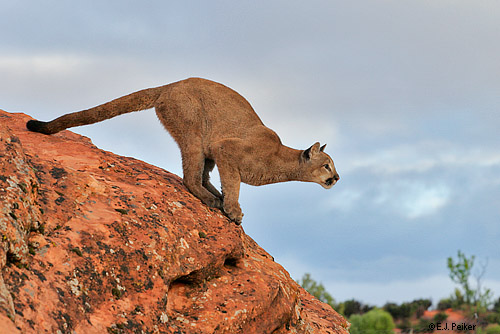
[0,110,349,333]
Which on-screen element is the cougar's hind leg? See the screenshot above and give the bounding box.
[202,158,223,199]
[181,147,223,209]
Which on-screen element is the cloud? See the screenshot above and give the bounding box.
[375,182,451,219]
[403,186,450,219]
[353,144,497,172]
[323,188,363,212]
[0,54,92,75]
[325,140,500,221]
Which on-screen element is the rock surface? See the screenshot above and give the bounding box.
[0,110,349,333]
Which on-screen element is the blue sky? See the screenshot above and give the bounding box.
[1,0,499,306]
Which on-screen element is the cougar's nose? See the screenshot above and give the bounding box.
[333,174,340,181]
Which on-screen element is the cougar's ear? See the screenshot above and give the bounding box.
[301,142,321,161]
[320,144,327,152]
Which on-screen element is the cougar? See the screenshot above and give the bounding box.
[27,78,339,224]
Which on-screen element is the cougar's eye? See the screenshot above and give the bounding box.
[323,164,331,171]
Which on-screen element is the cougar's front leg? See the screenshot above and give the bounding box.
[219,165,243,225]
[211,140,244,224]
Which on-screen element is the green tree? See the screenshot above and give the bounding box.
[411,298,432,318]
[383,302,401,319]
[298,273,335,307]
[486,324,500,334]
[437,294,465,310]
[448,250,475,304]
[433,312,448,322]
[383,299,431,320]
[415,318,434,332]
[493,297,500,312]
[383,302,411,320]
[343,299,363,317]
[349,308,395,334]
[437,297,453,310]
[447,250,493,308]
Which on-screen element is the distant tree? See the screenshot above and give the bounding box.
[383,302,400,319]
[473,257,494,309]
[349,308,395,334]
[433,312,448,322]
[490,297,500,325]
[493,297,500,312]
[486,324,500,334]
[343,299,363,317]
[297,273,335,308]
[447,250,493,308]
[448,250,475,304]
[362,303,375,314]
[397,318,412,332]
[415,318,433,332]
[485,312,500,325]
[383,302,411,320]
[398,302,412,319]
[338,298,375,317]
[437,297,454,311]
[411,298,432,318]
[383,299,431,320]
[349,314,363,333]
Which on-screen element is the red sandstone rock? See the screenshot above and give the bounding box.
[0,110,349,333]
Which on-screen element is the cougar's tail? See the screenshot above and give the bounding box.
[26,86,165,134]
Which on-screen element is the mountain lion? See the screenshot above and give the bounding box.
[27,78,339,224]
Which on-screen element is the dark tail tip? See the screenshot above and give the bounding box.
[26,120,53,134]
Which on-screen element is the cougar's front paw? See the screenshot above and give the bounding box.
[205,197,223,209]
[223,204,244,225]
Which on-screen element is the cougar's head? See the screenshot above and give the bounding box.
[300,142,339,189]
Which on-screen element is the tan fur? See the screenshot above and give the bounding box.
[27,78,339,224]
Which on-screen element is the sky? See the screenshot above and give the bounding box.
[1,0,499,307]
